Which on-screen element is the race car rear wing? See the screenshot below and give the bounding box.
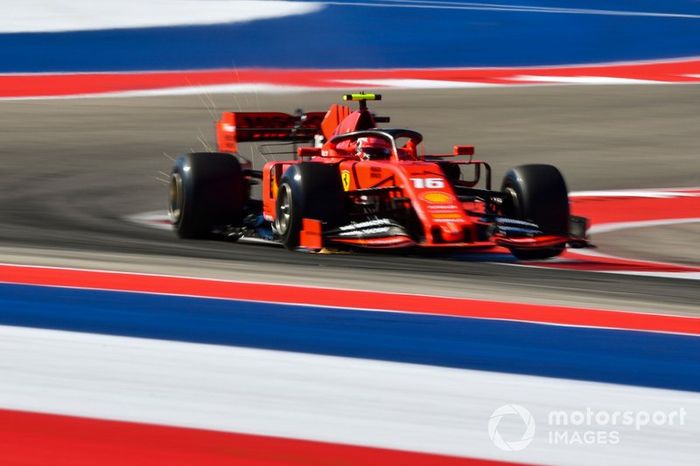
[216,111,326,153]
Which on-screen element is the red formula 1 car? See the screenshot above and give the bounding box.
[168,93,589,259]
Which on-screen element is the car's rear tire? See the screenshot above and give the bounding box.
[169,152,247,239]
[501,164,569,260]
[275,163,345,250]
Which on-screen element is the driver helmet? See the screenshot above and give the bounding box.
[356,137,391,160]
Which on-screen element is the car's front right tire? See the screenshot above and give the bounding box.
[501,164,570,260]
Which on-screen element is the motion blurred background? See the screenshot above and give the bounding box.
[1,1,699,465]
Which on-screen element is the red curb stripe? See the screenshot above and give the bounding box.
[0,409,517,466]
[1,60,700,98]
[1,264,699,335]
[571,194,700,225]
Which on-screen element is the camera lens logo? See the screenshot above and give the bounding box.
[488,404,536,451]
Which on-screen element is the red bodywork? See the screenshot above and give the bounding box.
[216,101,575,251]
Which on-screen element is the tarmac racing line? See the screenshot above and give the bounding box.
[1,88,699,316]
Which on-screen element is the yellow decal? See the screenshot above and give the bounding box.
[431,212,462,219]
[343,93,380,101]
[422,192,451,203]
[341,170,351,191]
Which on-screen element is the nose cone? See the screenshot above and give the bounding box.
[440,222,463,242]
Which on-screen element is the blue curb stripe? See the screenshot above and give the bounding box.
[1,283,699,392]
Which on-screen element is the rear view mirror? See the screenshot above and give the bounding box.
[453,145,475,156]
[298,147,322,158]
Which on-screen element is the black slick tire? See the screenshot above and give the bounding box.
[274,163,345,250]
[501,164,569,260]
[169,152,247,239]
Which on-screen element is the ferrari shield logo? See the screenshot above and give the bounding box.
[341,170,351,191]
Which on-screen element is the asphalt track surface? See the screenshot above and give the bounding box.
[1,87,698,314]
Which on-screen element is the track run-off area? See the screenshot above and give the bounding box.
[1,1,700,465]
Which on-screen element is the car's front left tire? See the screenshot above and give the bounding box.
[275,163,345,250]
